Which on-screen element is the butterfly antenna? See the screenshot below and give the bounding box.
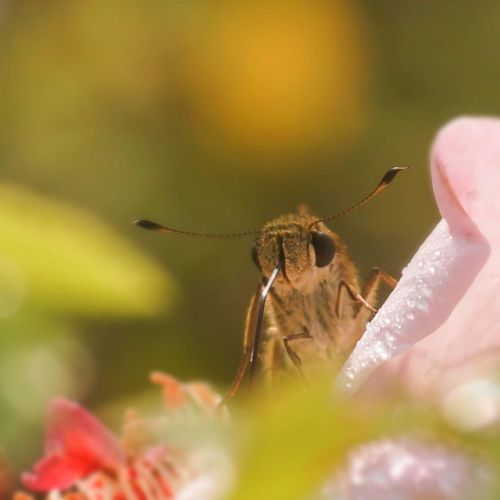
[311,166,408,226]
[133,219,259,239]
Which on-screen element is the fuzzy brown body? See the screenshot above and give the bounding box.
[250,210,379,389]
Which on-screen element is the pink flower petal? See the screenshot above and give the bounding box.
[23,398,125,492]
[340,117,500,397]
[322,438,493,499]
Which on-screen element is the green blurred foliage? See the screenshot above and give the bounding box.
[229,376,499,499]
[0,182,172,315]
[1,0,500,480]
[0,182,173,467]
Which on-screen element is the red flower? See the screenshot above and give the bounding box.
[21,373,229,499]
[21,392,183,498]
[22,398,126,492]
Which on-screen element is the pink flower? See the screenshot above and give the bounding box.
[341,117,500,403]
[21,373,229,499]
[331,117,500,498]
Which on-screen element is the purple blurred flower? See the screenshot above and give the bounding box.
[322,438,492,500]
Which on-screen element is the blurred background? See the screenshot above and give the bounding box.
[1,0,500,480]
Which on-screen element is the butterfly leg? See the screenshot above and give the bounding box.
[354,267,398,319]
[334,269,396,359]
[344,267,398,355]
[336,280,377,318]
[283,331,312,382]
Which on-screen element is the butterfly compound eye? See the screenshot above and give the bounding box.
[251,242,261,270]
[311,231,335,267]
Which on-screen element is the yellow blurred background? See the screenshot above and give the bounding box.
[1,0,500,479]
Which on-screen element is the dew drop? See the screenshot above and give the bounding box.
[379,350,390,361]
[374,342,390,361]
[406,297,416,308]
[384,304,396,316]
[416,296,428,310]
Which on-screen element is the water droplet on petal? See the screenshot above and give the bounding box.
[406,297,416,308]
[416,296,428,310]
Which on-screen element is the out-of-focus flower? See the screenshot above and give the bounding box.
[321,438,493,500]
[20,373,231,499]
[181,0,369,163]
[21,398,128,493]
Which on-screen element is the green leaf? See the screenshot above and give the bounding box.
[0,183,174,316]
[229,378,384,500]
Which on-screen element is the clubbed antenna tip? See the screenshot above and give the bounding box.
[310,165,409,227]
[380,165,409,186]
[133,219,163,231]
